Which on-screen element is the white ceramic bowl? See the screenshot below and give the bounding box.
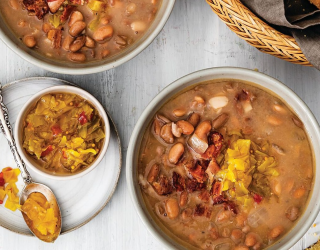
[14,85,110,180]
[0,0,175,75]
[126,67,320,249]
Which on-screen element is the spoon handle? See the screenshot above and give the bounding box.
[0,85,32,184]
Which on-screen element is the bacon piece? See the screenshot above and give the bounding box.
[23,0,49,19]
[47,0,64,13]
[172,172,185,192]
[212,195,238,214]
[198,190,210,202]
[201,145,216,160]
[194,204,211,218]
[201,132,224,159]
[224,201,238,214]
[211,180,222,196]
[152,175,173,195]
[189,161,208,183]
[186,178,206,193]
[212,195,228,205]
[60,5,75,22]
[47,29,62,49]
[206,159,220,176]
[178,158,195,170]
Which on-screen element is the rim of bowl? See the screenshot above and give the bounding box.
[126,67,320,250]
[14,85,111,181]
[0,0,175,75]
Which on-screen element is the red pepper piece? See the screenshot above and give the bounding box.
[0,200,3,205]
[51,125,62,136]
[253,193,263,204]
[0,177,5,186]
[79,111,88,125]
[41,145,53,157]
[62,150,68,159]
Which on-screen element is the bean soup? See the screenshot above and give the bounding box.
[138,80,314,250]
[0,0,160,62]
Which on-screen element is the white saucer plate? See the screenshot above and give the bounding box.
[0,77,122,236]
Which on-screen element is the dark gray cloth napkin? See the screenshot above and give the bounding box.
[241,0,320,69]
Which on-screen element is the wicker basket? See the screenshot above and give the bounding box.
[206,0,312,66]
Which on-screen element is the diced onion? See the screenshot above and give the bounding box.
[209,96,229,110]
[188,133,208,154]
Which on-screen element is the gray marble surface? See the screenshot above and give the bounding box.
[0,1,319,249]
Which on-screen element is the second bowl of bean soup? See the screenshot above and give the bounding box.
[0,0,175,74]
[126,67,320,250]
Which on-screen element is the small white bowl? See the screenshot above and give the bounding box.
[126,67,320,249]
[14,85,110,180]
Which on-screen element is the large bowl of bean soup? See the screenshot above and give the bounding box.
[126,67,320,250]
[0,0,175,74]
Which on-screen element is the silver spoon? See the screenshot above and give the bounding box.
[0,85,62,243]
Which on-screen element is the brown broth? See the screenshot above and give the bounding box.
[138,79,314,250]
[0,0,161,62]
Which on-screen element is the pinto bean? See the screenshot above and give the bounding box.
[242,225,250,233]
[153,119,162,135]
[68,52,86,62]
[42,23,51,33]
[69,21,86,37]
[194,96,205,104]
[286,206,299,221]
[126,2,136,14]
[267,115,282,126]
[235,213,247,227]
[212,113,229,129]
[131,21,147,32]
[195,120,212,141]
[101,49,110,58]
[245,233,257,247]
[62,35,74,51]
[187,113,200,127]
[160,123,174,144]
[231,229,243,241]
[253,242,262,250]
[23,35,36,48]
[268,226,284,239]
[173,109,186,117]
[293,186,306,199]
[172,123,182,138]
[93,25,113,42]
[292,116,304,128]
[100,16,109,25]
[168,143,184,164]
[176,120,194,135]
[69,11,84,27]
[157,114,171,123]
[181,208,192,220]
[179,191,188,207]
[165,198,179,219]
[273,104,287,114]
[69,36,86,52]
[85,36,95,48]
[147,164,159,183]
